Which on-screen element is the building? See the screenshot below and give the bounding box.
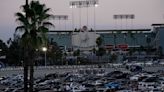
[48,27,158,49]
[47,25,163,62]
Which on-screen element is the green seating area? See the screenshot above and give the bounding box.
[48,30,155,48]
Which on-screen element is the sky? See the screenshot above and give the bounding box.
[0,0,164,42]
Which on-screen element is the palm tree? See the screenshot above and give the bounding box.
[15,1,29,91]
[15,1,54,91]
[96,37,103,47]
[96,37,105,61]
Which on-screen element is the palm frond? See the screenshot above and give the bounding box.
[15,26,26,32]
[15,12,30,27]
[16,0,54,49]
[43,22,55,28]
[38,26,49,33]
[43,8,51,13]
[15,12,25,18]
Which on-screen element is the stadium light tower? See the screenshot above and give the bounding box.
[93,0,98,30]
[70,0,99,51]
[113,14,135,30]
[69,0,99,30]
[130,14,135,29]
[63,16,68,31]
[70,2,75,31]
[54,15,68,30]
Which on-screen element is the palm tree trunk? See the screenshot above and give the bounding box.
[24,47,29,92]
[25,1,29,91]
[26,0,28,6]
[24,64,28,92]
[24,0,29,91]
[29,61,34,92]
[29,50,34,92]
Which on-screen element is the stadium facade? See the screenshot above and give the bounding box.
[47,24,164,62]
[48,25,161,49]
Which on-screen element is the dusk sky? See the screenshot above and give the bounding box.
[0,0,164,42]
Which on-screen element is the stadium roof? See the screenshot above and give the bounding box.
[151,24,164,26]
[49,29,151,33]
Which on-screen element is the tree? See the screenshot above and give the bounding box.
[0,39,8,65]
[158,46,163,58]
[110,53,118,63]
[47,42,63,65]
[7,35,23,66]
[96,47,106,57]
[73,49,80,64]
[92,48,96,54]
[96,37,105,61]
[0,39,8,57]
[73,49,80,56]
[96,37,103,47]
[15,1,54,91]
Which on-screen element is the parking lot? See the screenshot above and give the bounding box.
[0,64,164,78]
[0,64,164,92]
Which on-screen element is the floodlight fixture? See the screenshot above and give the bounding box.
[113,14,135,20]
[69,0,99,30]
[54,15,68,20]
[113,14,135,29]
[69,0,99,8]
[54,15,68,30]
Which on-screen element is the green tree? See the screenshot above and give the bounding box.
[96,37,103,47]
[0,39,8,65]
[96,37,105,61]
[0,40,8,57]
[73,49,80,64]
[15,1,54,91]
[47,42,63,65]
[110,53,118,63]
[7,35,24,66]
[73,49,80,56]
[96,47,106,57]
[96,37,102,52]
[92,48,96,54]
[158,46,163,58]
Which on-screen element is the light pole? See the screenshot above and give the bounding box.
[42,47,47,67]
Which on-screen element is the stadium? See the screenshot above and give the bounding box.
[47,24,164,63]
